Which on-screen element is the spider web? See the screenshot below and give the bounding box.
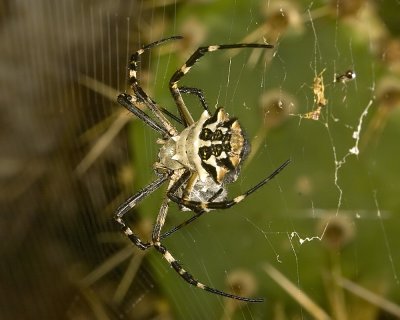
[2,1,400,319]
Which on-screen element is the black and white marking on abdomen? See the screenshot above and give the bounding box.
[197,108,246,183]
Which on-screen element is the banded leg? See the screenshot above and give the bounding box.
[179,86,210,114]
[160,183,224,240]
[114,174,170,250]
[153,241,263,302]
[117,93,170,138]
[115,170,188,250]
[162,161,288,239]
[169,42,274,127]
[150,195,263,302]
[160,87,210,126]
[160,211,204,240]
[168,159,290,213]
[129,36,183,136]
[160,106,184,125]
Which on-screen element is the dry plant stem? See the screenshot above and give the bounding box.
[79,74,120,101]
[245,125,269,168]
[80,245,135,287]
[79,286,110,320]
[113,253,145,304]
[337,276,400,318]
[360,105,389,151]
[220,299,238,320]
[264,263,331,320]
[323,252,347,320]
[76,75,133,175]
[75,111,131,175]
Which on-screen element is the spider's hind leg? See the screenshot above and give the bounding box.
[152,240,264,302]
[114,174,170,250]
[150,171,263,302]
[150,197,263,302]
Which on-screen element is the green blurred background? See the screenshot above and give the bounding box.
[1,0,399,319]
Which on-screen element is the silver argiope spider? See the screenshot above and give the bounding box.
[115,36,290,302]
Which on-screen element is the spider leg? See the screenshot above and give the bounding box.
[160,107,184,125]
[153,240,263,302]
[119,85,184,127]
[160,210,204,240]
[151,193,263,302]
[169,159,290,212]
[114,173,170,250]
[160,87,210,127]
[179,86,210,114]
[125,171,263,301]
[117,93,171,137]
[169,42,274,127]
[161,160,288,238]
[157,170,202,241]
[129,36,183,136]
[160,185,224,240]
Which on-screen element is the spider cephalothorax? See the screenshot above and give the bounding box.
[114,36,290,302]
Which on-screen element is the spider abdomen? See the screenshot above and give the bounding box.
[158,108,249,185]
[198,108,249,184]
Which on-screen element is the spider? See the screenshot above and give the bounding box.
[115,36,290,302]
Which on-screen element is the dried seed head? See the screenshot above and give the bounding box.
[259,89,296,129]
[317,213,355,250]
[262,1,304,37]
[377,77,400,111]
[225,269,258,301]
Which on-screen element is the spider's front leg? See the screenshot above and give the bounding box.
[178,86,210,114]
[117,93,171,138]
[169,42,274,127]
[114,174,170,250]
